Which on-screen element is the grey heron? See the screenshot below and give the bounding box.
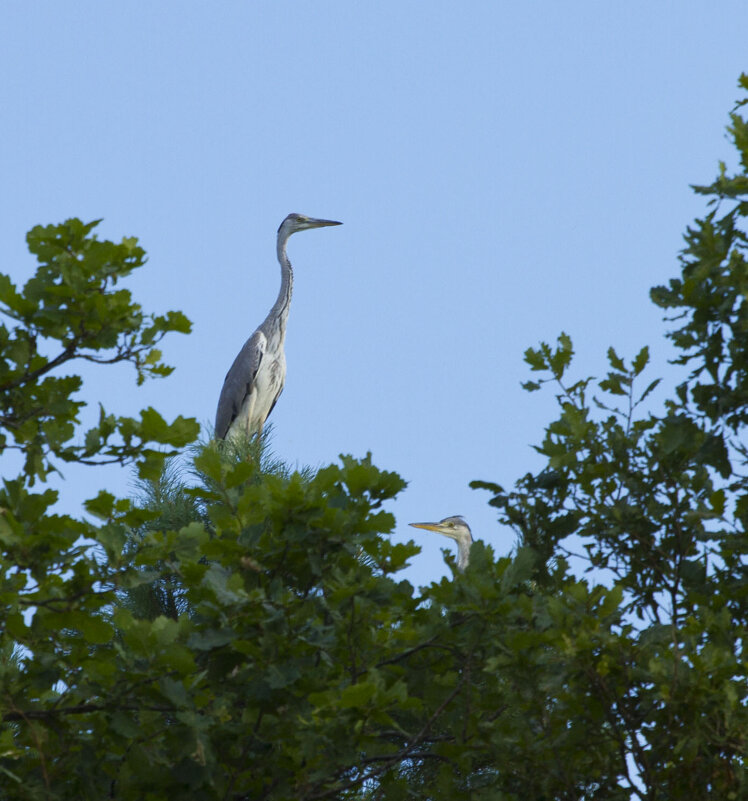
[215,213,342,440]
[409,516,473,572]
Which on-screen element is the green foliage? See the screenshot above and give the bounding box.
[0,218,197,483]
[4,76,748,799]
[470,74,748,800]
[649,81,748,432]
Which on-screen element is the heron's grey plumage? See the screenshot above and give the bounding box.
[409,515,474,572]
[214,331,267,440]
[215,213,341,440]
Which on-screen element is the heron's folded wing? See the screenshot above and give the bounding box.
[214,330,266,439]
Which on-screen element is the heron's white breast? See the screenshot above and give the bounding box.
[244,351,286,432]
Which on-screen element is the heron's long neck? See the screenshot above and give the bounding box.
[266,234,294,341]
[456,538,472,572]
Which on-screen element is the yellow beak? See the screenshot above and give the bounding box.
[409,522,443,533]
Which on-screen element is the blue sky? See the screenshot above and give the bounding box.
[2,2,747,584]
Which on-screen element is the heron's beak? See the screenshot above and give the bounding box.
[409,522,443,533]
[306,217,342,228]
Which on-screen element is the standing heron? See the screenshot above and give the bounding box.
[409,516,474,572]
[215,213,341,440]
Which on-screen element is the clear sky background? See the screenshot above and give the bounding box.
[2,2,747,585]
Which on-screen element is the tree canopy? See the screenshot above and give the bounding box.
[2,76,748,800]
